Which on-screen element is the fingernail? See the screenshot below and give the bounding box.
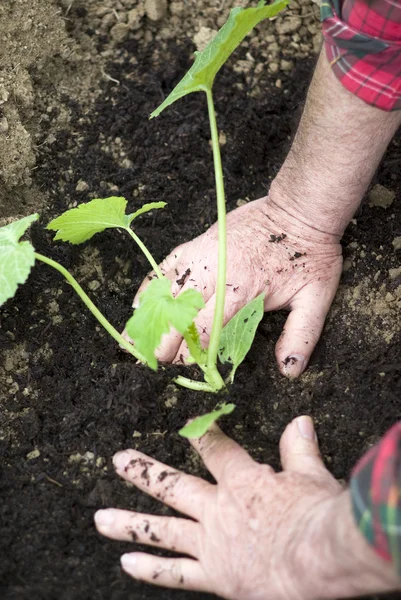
[296,416,316,441]
[113,450,130,470]
[121,553,137,571]
[95,509,115,527]
[282,354,305,378]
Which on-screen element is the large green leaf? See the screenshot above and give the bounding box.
[219,293,264,383]
[47,197,128,244]
[47,197,167,245]
[179,403,235,439]
[150,0,288,118]
[125,277,205,370]
[0,214,39,306]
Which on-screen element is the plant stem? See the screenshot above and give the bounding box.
[174,375,216,392]
[125,227,163,279]
[204,88,226,390]
[34,252,145,362]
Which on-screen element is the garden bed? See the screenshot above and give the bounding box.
[1,1,401,599]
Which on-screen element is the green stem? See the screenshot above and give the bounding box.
[34,252,144,362]
[204,88,226,390]
[174,375,216,392]
[125,227,163,279]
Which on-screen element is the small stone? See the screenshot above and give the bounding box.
[392,236,401,250]
[170,1,184,15]
[96,6,112,17]
[144,0,167,21]
[75,179,89,192]
[0,116,8,133]
[389,266,401,280]
[269,62,279,74]
[0,85,9,105]
[275,79,282,88]
[46,133,57,145]
[194,26,216,52]
[219,131,227,146]
[342,258,352,272]
[22,19,33,31]
[88,280,101,291]
[128,6,145,29]
[280,59,293,71]
[275,15,302,35]
[236,198,249,207]
[368,184,395,208]
[101,12,116,30]
[27,448,40,460]
[110,22,130,42]
[385,292,395,303]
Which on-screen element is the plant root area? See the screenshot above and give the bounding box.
[1,2,401,599]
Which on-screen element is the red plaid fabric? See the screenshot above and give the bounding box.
[321,0,401,111]
[351,422,401,575]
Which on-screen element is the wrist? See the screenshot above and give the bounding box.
[296,490,401,599]
[266,178,347,242]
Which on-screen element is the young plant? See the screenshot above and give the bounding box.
[0,0,288,437]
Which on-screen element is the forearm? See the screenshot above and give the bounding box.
[297,490,401,599]
[270,50,401,238]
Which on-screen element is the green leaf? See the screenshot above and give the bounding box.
[126,201,167,225]
[184,322,207,366]
[179,403,236,439]
[218,293,264,383]
[125,277,205,370]
[0,214,39,306]
[150,0,288,118]
[47,197,129,244]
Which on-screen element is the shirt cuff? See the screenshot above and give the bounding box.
[350,422,401,576]
[321,0,401,111]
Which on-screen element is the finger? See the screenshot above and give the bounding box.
[275,284,337,378]
[113,449,212,519]
[189,423,258,481]
[95,509,199,557]
[279,416,333,481]
[120,553,210,592]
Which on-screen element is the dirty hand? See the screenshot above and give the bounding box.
[125,194,342,377]
[95,417,396,599]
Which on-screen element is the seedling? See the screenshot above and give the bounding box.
[0,0,287,436]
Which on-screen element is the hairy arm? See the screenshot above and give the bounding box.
[270,49,401,237]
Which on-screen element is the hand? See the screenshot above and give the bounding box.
[95,417,346,599]
[125,194,342,378]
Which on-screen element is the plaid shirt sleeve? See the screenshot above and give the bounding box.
[321,0,401,111]
[350,422,401,575]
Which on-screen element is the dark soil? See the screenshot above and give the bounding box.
[1,36,401,600]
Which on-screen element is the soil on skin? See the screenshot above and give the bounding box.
[1,1,401,599]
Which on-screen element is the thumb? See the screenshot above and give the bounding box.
[275,284,334,379]
[279,416,327,477]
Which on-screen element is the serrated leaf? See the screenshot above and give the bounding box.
[218,293,264,383]
[126,201,167,225]
[47,197,129,244]
[179,403,235,439]
[150,0,288,118]
[125,277,205,370]
[0,214,39,306]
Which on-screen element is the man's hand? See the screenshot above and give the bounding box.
[95,417,400,599]
[124,50,401,377]
[125,196,342,378]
